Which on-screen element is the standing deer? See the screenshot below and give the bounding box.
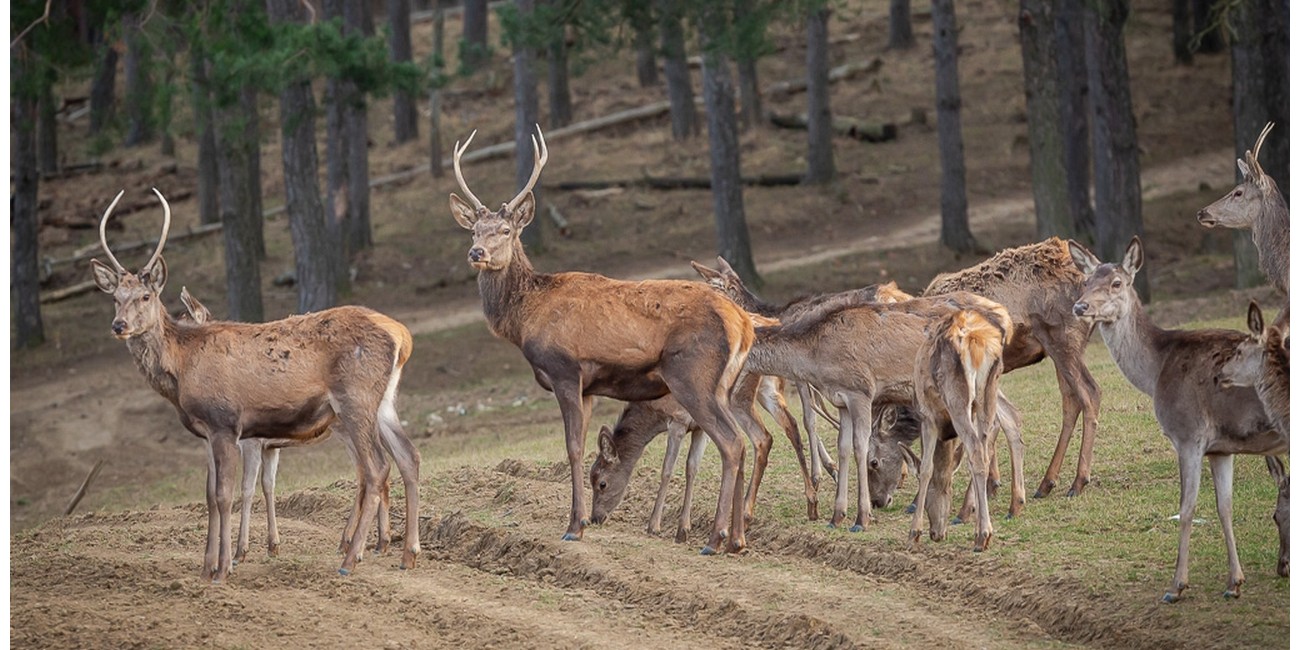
[91,189,421,581]
[1197,122,1289,295]
[925,238,1100,499]
[1069,237,1286,603]
[450,127,756,554]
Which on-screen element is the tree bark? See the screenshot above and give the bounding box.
[888,0,915,50]
[240,84,265,259]
[189,43,221,226]
[545,0,573,128]
[389,0,420,144]
[734,0,762,131]
[122,12,154,147]
[658,0,697,140]
[805,6,835,184]
[345,0,374,254]
[12,49,46,349]
[430,5,446,178]
[1084,0,1147,300]
[514,0,544,251]
[1229,0,1288,289]
[89,29,117,135]
[213,96,264,322]
[700,30,760,288]
[268,0,338,313]
[931,0,977,253]
[1018,0,1073,239]
[1172,0,1193,64]
[38,68,58,175]
[1056,0,1094,240]
[631,1,658,88]
[462,0,490,71]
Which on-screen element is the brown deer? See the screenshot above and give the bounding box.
[91,190,421,581]
[1197,122,1289,295]
[925,238,1099,499]
[177,288,395,564]
[1069,236,1286,603]
[450,127,756,554]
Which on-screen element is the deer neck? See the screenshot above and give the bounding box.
[745,331,803,380]
[1252,190,1289,292]
[1095,292,1163,396]
[125,314,182,404]
[477,244,541,346]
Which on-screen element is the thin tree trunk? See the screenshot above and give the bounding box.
[632,1,658,88]
[324,0,349,283]
[12,50,46,348]
[1019,0,1073,239]
[430,4,446,178]
[545,1,573,129]
[38,68,58,175]
[658,0,697,140]
[89,30,117,135]
[1172,0,1193,64]
[189,44,221,225]
[268,0,338,313]
[1084,0,1147,300]
[389,0,419,144]
[805,6,835,184]
[700,30,760,288]
[462,0,490,71]
[345,0,374,254]
[123,12,154,147]
[931,0,976,253]
[214,96,264,322]
[734,0,762,131]
[1056,0,1094,240]
[888,0,915,50]
[240,84,265,259]
[514,0,543,251]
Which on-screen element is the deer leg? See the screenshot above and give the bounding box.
[232,440,259,566]
[203,448,220,580]
[1267,457,1289,577]
[1066,365,1101,497]
[651,420,688,536]
[379,401,421,570]
[1164,447,1206,604]
[340,422,389,576]
[210,432,240,583]
[1035,363,1080,498]
[908,414,940,549]
[761,381,819,521]
[926,438,959,543]
[731,374,771,525]
[675,429,707,544]
[997,395,1028,519]
[797,383,837,487]
[374,473,392,556]
[556,383,593,542]
[830,404,853,529]
[986,432,1001,499]
[847,397,875,532]
[261,446,281,558]
[339,466,366,556]
[955,414,993,552]
[1208,454,1244,599]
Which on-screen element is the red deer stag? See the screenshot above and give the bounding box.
[925,238,1099,499]
[450,127,756,554]
[1069,237,1286,603]
[91,190,421,581]
[1197,122,1288,295]
[177,288,395,564]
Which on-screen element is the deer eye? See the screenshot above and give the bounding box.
[1111,280,1121,289]
[1234,189,1244,197]
[501,227,511,235]
[598,480,607,491]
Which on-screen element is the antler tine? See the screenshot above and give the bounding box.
[1249,121,1275,177]
[98,190,128,272]
[505,124,549,212]
[453,129,487,212]
[145,188,172,272]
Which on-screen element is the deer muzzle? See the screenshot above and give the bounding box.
[1196,208,1217,227]
[468,247,486,263]
[1072,301,1089,318]
[112,319,129,338]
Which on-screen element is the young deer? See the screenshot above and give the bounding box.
[177,288,394,564]
[91,190,421,581]
[925,238,1099,499]
[450,127,756,554]
[1197,122,1289,295]
[1069,237,1286,603]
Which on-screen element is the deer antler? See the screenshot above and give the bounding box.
[145,188,172,272]
[453,130,487,212]
[505,124,549,213]
[1247,121,1275,181]
[98,190,128,273]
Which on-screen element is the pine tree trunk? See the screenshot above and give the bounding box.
[632,3,658,88]
[700,33,760,288]
[240,84,265,259]
[931,0,976,253]
[38,69,58,175]
[805,6,835,184]
[737,57,762,132]
[389,0,419,144]
[189,46,221,226]
[1084,0,1148,300]
[514,0,543,251]
[462,0,490,71]
[1056,0,1094,240]
[344,0,374,254]
[1229,0,1288,289]
[1019,0,1073,239]
[214,95,265,322]
[545,2,573,129]
[12,50,45,349]
[658,0,697,140]
[1172,0,1193,64]
[430,5,446,178]
[89,30,117,135]
[888,0,915,50]
[324,0,349,278]
[123,13,154,147]
[268,0,338,313]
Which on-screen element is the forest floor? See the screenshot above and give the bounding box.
[10,1,1289,648]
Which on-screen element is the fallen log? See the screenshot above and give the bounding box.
[768,112,898,143]
[547,173,805,192]
[766,58,883,97]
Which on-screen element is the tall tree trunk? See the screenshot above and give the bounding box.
[545,1,573,129]
[888,0,915,50]
[462,0,490,71]
[12,50,45,349]
[214,95,264,322]
[268,0,338,313]
[1019,0,1073,239]
[345,0,374,254]
[1084,0,1147,300]
[514,0,543,251]
[389,0,419,144]
[1171,0,1193,63]
[631,1,658,88]
[324,0,350,285]
[700,31,760,288]
[240,84,265,260]
[805,6,835,184]
[189,44,221,226]
[123,12,154,147]
[733,0,762,131]
[658,0,697,140]
[931,0,976,253]
[37,68,58,175]
[89,30,117,135]
[1056,0,1094,240]
[430,5,446,178]
[1192,0,1224,53]
[1229,0,1287,289]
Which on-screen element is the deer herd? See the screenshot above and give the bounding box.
[90,124,1287,605]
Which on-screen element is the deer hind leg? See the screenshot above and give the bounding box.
[675,429,707,544]
[761,379,819,521]
[829,403,854,529]
[1267,457,1289,577]
[731,374,771,525]
[379,395,420,569]
[1067,364,1101,497]
[908,412,941,549]
[1208,454,1244,599]
[996,394,1028,519]
[235,440,261,565]
[953,412,993,552]
[261,447,281,557]
[209,432,241,583]
[1164,446,1206,604]
[203,448,220,580]
[846,396,876,532]
[339,435,389,575]
[1036,362,1080,498]
[649,420,687,536]
[797,383,837,488]
[555,383,594,543]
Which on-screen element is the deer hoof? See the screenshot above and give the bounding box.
[560,532,582,542]
[1277,560,1289,577]
[401,549,417,570]
[674,528,689,544]
[848,524,864,533]
[726,539,747,554]
[1160,592,1180,604]
[1223,589,1241,600]
[951,516,965,525]
[904,503,917,514]
[907,530,923,549]
[267,543,280,558]
[700,545,718,556]
[338,567,351,577]
[1033,481,1055,499]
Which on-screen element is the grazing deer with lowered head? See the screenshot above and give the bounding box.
[1069,237,1286,602]
[925,238,1099,499]
[1197,122,1289,295]
[177,288,395,564]
[450,127,756,554]
[91,190,421,581]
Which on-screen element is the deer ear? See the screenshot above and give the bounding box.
[180,286,212,323]
[879,406,898,432]
[450,193,478,230]
[1066,240,1101,275]
[898,442,921,480]
[141,256,168,294]
[691,260,722,282]
[512,191,536,229]
[597,426,618,464]
[1247,301,1265,337]
[715,255,738,278]
[90,259,121,293]
[1237,158,1253,181]
[1121,237,1144,275]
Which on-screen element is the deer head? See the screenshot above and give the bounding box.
[588,425,629,524]
[1219,301,1268,388]
[449,126,548,271]
[866,405,921,509]
[1197,122,1277,229]
[690,256,747,303]
[1068,237,1143,324]
[90,189,172,339]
